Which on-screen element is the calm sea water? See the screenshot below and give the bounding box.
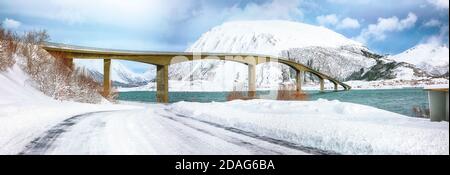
[118,88,429,117]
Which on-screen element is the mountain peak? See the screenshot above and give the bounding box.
[389,43,449,76]
[188,20,363,56]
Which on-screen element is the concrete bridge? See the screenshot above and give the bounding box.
[41,42,351,103]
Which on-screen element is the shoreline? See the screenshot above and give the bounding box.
[117,87,427,93]
[117,79,449,92]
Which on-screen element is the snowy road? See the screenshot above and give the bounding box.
[18,104,311,155]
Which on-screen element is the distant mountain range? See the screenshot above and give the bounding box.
[75,20,449,89]
[74,60,155,87]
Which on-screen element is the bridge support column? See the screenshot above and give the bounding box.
[156,65,169,103]
[320,78,325,92]
[296,70,303,92]
[103,59,111,97]
[334,82,338,91]
[248,64,256,98]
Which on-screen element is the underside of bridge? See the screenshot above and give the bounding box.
[43,42,350,103]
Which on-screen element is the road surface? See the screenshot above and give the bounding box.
[19,104,313,155]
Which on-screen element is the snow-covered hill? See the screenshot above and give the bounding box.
[389,43,449,77]
[0,64,51,104]
[74,60,154,87]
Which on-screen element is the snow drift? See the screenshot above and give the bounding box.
[170,99,449,155]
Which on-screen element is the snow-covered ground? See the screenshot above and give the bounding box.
[0,65,140,154]
[24,104,308,155]
[0,62,308,155]
[170,100,449,155]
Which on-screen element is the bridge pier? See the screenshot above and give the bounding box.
[320,78,325,92]
[156,65,169,103]
[103,59,111,97]
[334,82,338,91]
[248,64,256,98]
[296,70,303,92]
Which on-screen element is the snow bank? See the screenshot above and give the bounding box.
[170,99,449,155]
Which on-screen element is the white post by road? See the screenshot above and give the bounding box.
[425,85,449,122]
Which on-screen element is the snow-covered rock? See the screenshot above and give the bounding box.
[281,45,378,81]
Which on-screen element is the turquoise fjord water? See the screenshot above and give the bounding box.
[118,88,429,117]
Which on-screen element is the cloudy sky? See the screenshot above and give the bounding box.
[1,0,448,72]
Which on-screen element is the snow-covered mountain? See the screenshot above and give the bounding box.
[388,43,449,77]
[168,20,431,90]
[74,60,154,87]
[187,20,362,56]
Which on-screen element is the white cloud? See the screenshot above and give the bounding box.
[316,14,360,29]
[2,18,21,29]
[316,14,339,26]
[337,17,360,29]
[0,0,304,38]
[224,0,303,21]
[0,0,194,30]
[327,0,372,4]
[424,19,441,27]
[181,0,304,41]
[0,0,304,26]
[427,0,449,9]
[424,25,449,46]
[356,13,417,43]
